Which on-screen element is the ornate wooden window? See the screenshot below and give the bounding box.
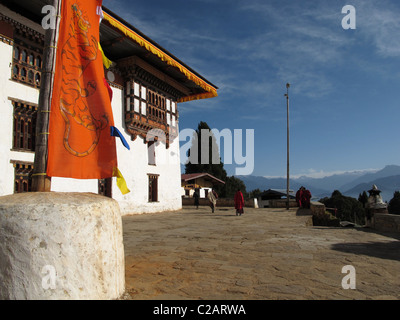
[148,174,159,202]
[118,56,185,148]
[12,37,43,88]
[125,80,179,148]
[166,99,178,128]
[11,161,34,193]
[148,88,166,124]
[11,99,38,152]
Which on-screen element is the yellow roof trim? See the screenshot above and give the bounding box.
[103,12,218,103]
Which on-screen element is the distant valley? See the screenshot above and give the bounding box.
[237,165,400,202]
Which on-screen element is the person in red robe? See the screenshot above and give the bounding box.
[302,188,312,209]
[234,189,245,216]
[296,187,303,208]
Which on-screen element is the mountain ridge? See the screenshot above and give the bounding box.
[237,165,400,201]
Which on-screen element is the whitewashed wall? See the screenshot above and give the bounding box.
[0,40,182,216]
[110,86,182,215]
[0,41,37,196]
[52,85,183,215]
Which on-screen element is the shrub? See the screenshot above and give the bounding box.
[388,191,400,215]
[320,190,366,224]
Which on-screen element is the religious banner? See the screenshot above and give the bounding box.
[47,0,118,179]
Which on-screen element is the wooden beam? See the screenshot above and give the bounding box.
[118,55,192,96]
[100,36,124,48]
[31,0,61,192]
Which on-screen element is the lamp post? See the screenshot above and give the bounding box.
[284,83,290,210]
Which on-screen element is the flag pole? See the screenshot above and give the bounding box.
[285,83,290,210]
[32,0,61,192]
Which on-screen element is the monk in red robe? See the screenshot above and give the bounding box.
[234,189,245,216]
[302,188,312,209]
[296,187,303,207]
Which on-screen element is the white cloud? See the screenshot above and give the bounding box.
[263,167,380,179]
[291,168,379,179]
[354,0,400,58]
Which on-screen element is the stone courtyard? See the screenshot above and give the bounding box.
[122,206,400,300]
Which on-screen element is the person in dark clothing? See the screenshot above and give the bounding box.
[193,189,200,209]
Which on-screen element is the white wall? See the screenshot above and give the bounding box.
[111,86,182,215]
[0,41,38,196]
[0,40,182,215]
[51,85,183,215]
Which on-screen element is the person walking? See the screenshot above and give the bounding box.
[234,189,245,216]
[193,189,200,209]
[207,189,218,213]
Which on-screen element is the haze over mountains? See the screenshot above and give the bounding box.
[238,165,400,202]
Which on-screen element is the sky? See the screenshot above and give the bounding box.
[103,0,400,178]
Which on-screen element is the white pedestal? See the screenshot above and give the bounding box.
[0,192,125,300]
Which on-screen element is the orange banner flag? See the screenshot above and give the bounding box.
[47,0,117,179]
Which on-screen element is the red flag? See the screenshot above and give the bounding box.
[47,0,117,179]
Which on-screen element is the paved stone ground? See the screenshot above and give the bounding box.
[122,206,400,300]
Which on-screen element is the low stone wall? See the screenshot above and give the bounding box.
[310,202,326,215]
[269,199,298,208]
[182,197,257,208]
[307,202,340,227]
[374,213,400,233]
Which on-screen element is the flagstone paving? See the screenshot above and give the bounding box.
[122,207,400,300]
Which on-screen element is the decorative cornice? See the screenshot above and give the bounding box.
[0,12,45,45]
[117,56,189,99]
[125,116,178,149]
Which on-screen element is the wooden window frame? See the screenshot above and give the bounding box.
[11,161,34,194]
[148,174,159,203]
[10,99,38,152]
[12,40,43,88]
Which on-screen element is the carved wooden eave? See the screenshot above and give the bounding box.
[117,56,181,148]
[124,118,178,149]
[124,117,179,149]
[117,56,191,99]
[0,9,44,46]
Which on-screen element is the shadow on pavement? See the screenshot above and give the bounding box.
[331,240,400,262]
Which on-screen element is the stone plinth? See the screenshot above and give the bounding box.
[374,212,400,233]
[310,202,326,216]
[0,192,125,300]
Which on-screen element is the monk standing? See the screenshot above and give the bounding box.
[302,188,312,209]
[296,187,303,208]
[234,189,245,216]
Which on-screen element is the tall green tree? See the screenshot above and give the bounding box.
[224,176,248,198]
[249,188,262,199]
[185,121,227,195]
[358,191,368,208]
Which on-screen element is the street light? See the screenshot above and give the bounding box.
[284,83,290,210]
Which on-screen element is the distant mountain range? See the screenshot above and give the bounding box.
[237,165,400,202]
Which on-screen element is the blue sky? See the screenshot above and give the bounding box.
[104,0,400,178]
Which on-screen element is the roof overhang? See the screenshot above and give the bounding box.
[102,8,218,102]
[1,0,218,103]
[181,173,225,185]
